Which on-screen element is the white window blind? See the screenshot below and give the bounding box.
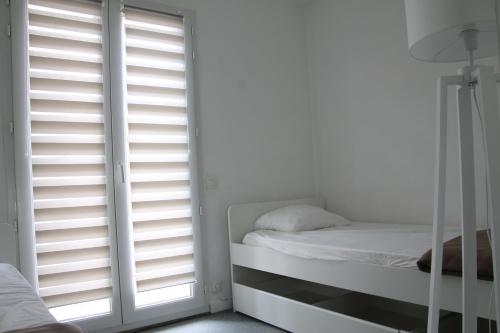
[122,8,196,305]
[27,0,113,317]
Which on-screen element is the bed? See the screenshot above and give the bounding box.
[228,197,494,333]
[0,264,82,333]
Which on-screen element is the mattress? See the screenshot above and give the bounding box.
[0,264,56,333]
[242,222,462,269]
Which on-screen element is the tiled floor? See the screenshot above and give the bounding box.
[141,311,286,333]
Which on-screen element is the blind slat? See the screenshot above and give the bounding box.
[136,274,193,293]
[134,245,193,262]
[133,226,193,242]
[126,57,184,71]
[38,258,110,275]
[31,111,104,123]
[33,176,106,187]
[32,134,105,144]
[32,155,106,165]
[39,278,112,297]
[28,4,102,24]
[29,25,102,44]
[127,76,185,90]
[131,189,190,203]
[124,19,183,37]
[30,69,103,83]
[135,265,194,282]
[36,237,109,253]
[35,217,108,231]
[132,209,192,223]
[29,46,102,63]
[33,196,107,209]
[129,154,188,163]
[30,90,103,103]
[129,172,189,183]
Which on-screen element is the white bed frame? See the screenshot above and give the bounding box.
[228,197,494,333]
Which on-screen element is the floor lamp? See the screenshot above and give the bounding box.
[404,1,500,333]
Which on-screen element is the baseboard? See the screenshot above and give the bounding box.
[209,299,233,313]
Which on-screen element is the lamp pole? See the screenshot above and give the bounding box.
[496,0,500,69]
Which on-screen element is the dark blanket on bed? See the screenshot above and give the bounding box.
[5,324,84,333]
[417,230,493,281]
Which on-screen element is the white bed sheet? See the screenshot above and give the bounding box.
[242,222,462,269]
[0,264,55,333]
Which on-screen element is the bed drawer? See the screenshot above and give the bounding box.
[233,282,415,333]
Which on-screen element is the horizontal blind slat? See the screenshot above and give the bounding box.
[39,278,112,297]
[128,154,188,163]
[36,237,109,253]
[137,273,194,293]
[130,172,189,183]
[43,288,111,308]
[29,25,102,43]
[124,19,183,37]
[126,57,184,71]
[33,176,106,187]
[30,46,102,63]
[32,155,106,165]
[38,258,110,275]
[132,209,192,223]
[31,111,104,123]
[30,90,103,103]
[131,189,190,203]
[127,76,185,90]
[133,226,192,242]
[134,245,193,262]
[135,265,194,282]
[35,217,108,231]
[31,134,105,144]
[30,69,103,83]
[34,196,107,209]
[28,4,102,24]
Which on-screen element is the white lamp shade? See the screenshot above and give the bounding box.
[405,0,498,62]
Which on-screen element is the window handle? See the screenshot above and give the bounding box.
[119,163,126,183]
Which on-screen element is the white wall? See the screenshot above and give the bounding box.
[304,0,496,226]
[0,0,316,311]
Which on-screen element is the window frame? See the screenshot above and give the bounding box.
[11,0,124,330]
[109,0,207,324]
[11,0,207,330]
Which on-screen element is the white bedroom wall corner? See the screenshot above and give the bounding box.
[0,0,18,267]
[303,0,498,226]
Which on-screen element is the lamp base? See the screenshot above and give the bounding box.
[427,65,500,333]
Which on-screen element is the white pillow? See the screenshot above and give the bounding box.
[254,205,350,232]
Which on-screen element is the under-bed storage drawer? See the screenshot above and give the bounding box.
[232,274,458,333]
[234,282,404,333]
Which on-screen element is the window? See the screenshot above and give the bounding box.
[12,0,205,330]
[26,0,113,320]
[122,6,196,309]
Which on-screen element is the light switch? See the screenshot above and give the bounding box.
[204,176,219,191]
